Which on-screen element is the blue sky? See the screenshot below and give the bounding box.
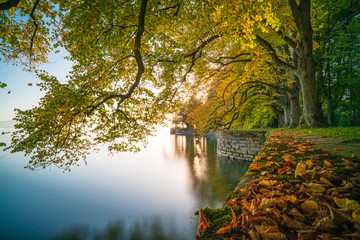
[0,49,72,121]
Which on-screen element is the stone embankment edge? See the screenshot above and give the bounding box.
[224,130,272,201]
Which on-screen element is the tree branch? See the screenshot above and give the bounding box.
[86,0,148,115]
[255,35,296,73]
[29,0,40,69]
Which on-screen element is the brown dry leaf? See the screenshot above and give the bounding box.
[258,198,278,210]
[314,216,336,230]
[295,162,307,178]
[297,230,316,240]
[241,199,251,211]
[249,199,258,215]
[248,228,260,240]
[265,208,282,222]
[248,216,277,225]
[226,198,239,207]
[266,156,273,160]
[326,203,355,224]
[215,208,237,234]
[249,163,263,171]
[253,156,261,162]
[262,231,287,240]
[282,214,312,230]
[277,166,291,175]
[304,183,326,192]
[300,200,318,212]
[288,208,307,222]
[265,161,275,167]
[198,209,210,234]
[333,148,341,151]
[260,180,277,186]
[333,197,360,210]
[286,195,299,205]
[283,154,295,163]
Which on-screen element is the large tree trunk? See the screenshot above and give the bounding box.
[288,0,324,126]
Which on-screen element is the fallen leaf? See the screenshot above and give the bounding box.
[289,207,307,222]
[326,203,355,224]
[258,198,276,209]
[248,228,260,240]
[283,214,312,230]
[304,183,326,192]
[297,230,316,239]
[283,154,295,163]
[250,163,263,171]
[265,207,282,222]
[286,195,299,205]
[352,209,360,224]
[215,208,237,234]
[320,177,333,186]
[265,161,275,167]
[295,162,307,178]
[253,156,261,162]
[240,188,248,194]
[277,166,291,175]
[323,160,332,167]
[306,159,314,168]
[266,156,273,160]
[333,197,360,210]
[301,200,318,212]
[315,216,336,230]
[198,209,209,234]
[260,180,277,186]
[333,148,341,151]
[248,216,277,225]
[261,231,287,240]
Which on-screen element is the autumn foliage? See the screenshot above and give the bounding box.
[197,130,360,239]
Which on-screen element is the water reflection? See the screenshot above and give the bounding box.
[53,217,183,240]
[0,128,250,239]
[172,135,251,207]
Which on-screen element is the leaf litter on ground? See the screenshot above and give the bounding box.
[196,130,360,239]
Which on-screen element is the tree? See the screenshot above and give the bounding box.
[313,0,360,126]
[1,0,336,169]
[5,0,221,169]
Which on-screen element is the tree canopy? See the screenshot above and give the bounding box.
[1,0,359,169]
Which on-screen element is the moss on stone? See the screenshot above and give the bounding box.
[195,207,242,240]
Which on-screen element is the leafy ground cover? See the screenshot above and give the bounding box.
[196,130,360,239]
[292,127,360,139]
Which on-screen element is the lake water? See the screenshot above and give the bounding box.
[0,127,250,240]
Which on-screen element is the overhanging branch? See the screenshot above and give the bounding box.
[255,35,296,73]
[86,0,148,115]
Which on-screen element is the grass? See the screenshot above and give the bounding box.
[291,126,360,139]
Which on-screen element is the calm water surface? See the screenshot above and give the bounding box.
[0,127,250,240]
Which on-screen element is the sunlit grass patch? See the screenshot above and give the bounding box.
[292,127,360,139]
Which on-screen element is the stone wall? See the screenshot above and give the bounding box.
[217,130,266,161]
